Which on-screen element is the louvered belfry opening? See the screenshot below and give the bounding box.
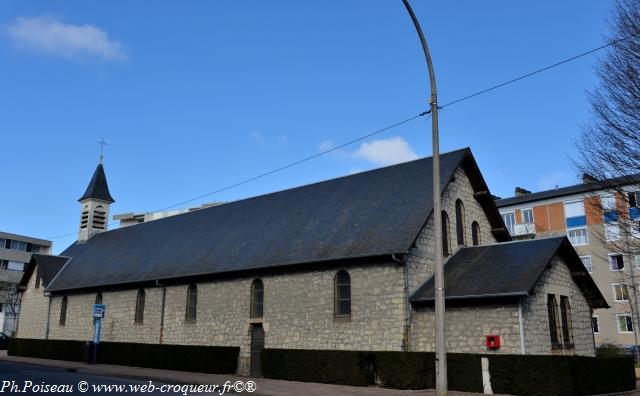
[80,205,89,229]
[93,205,106,230]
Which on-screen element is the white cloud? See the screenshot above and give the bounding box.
[352,137,418,166]
[3,16,126,61]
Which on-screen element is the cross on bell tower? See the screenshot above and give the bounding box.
[98,138,108,163]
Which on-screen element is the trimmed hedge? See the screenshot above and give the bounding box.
[489,354,636,396]
[96,342,239,374]
[9,338,87,362]
[263,348,635,395]
[9,338,239,374]
[261,348,374,386]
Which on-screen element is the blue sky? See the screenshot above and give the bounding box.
[1,1,614,252]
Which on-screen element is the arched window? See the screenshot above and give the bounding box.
[95,292,103,304]
[250,279,264,318]
[185,284,197,322]
[334,270,351,317]
[60,296,68,326]
[135,289,145,323]
[80,205,89,229]
[455,199,465,246]
[560,296,573,344]
[93,205,106,230]
[441,211,451,256]
[471,221,480,246]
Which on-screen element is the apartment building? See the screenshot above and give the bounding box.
[0,231,52,334]
[496,175,640,347]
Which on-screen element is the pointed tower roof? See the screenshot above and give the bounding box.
[78,163,115,203]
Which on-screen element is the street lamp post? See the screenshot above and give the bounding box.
[401,1,447,394]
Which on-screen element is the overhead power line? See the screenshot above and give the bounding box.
[441,30,640,108]
[45,32,640,240]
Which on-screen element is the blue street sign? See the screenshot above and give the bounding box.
[93,304,105,319]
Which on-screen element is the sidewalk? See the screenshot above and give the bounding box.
[0,351,487,396]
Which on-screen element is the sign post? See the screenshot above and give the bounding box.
[92,304,105,365]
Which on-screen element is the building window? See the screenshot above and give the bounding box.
[605,223,620,241]
[564,200,587,228]
[610,254,624,272]
[9,240,27,251]
[93,205,106,230]
[0,239,5,249]
[629,192,640,221]
[617,314,634,333]
[613,283,629,302]
[592,316,600,334]
[580,256,593,273]
[455,199,465,246]
[60,296,68,326]
[471,221,480,246]
[636,255,640,270]
[35,274,41,289]
[522,208,534,224]
[501,212,515,236]
[560,296,573,346]
[250,279,264,318]
[185,284,197,322]
[135,289,145,323]
[334,270,351,317]
[601,195,619,222]
[95,293,103,304]
[7,261,24,271]
[547,294,561,348]
[441,211,451,256]
[567,228,588,246]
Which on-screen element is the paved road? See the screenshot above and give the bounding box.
[0,361,254,395]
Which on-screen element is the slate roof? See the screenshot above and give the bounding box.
[47,148,509,293]
[496,173,640,207]
[19,254,69,289]
[78,163,115,203]
[410,237,608,309]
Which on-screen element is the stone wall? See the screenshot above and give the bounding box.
[46,262,406,374]
[16,266,49,339]
[522,254,595,356]
[406,167,497,293]
[411,302,522,354]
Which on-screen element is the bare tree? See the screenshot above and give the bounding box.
[574,0,640,353]
[0,281,20,335]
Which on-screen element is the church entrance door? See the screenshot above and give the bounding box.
[250,324,264,376]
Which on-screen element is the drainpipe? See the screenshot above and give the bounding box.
[45,294,52,340]
[517,297,526,354]
[156,280,166,345]
[393,253,411,351]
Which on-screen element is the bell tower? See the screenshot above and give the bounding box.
[78,141,115,243]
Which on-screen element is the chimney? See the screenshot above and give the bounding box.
[582,173,598,184]
[515,187,531,197]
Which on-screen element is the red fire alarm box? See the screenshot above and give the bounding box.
[486,335,500,349]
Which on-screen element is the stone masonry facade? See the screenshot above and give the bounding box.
[405,167,497,293]
[410,253,596,356]
[522,255,595,356]
[16,267,49,340]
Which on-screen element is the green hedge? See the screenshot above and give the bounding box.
[9,338,88,362]
[263,348,635,395]
[489,354,636,396]
[9,338,239,374]
[261,348,373,386]
[96,342,239,374]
